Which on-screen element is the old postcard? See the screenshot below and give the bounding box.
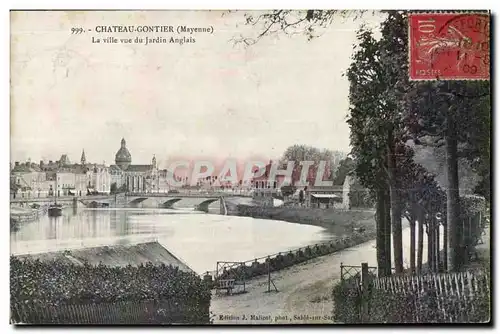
[10,9,491,325]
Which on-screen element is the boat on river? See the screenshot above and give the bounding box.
[48,178,63,217]
[48,203,63,217]
[87,201,109,208]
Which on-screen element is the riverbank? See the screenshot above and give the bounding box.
[235,205,376,237]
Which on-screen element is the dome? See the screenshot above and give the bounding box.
[115,138,132,169]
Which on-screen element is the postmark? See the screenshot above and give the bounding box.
[408,12,490,80]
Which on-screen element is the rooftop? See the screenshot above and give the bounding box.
[125,164,153,172]
[307,185,344,192]
[11,164,41,173]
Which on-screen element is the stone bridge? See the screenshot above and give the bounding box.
[124,192,238,214]
[10,192,248,215]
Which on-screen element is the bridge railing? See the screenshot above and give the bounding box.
[125,190,252,197]
[11,194,115,203]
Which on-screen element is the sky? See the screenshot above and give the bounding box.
[10,10,385,168]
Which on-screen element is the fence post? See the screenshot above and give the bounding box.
[267,257,271,292]
[360,262,369,323]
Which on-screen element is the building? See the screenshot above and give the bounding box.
[10,161,46,198]
[55,172,76,197]
[305,185,344,209]
[249,161,280,206]
[109,138,159,192]
[10,149,112,198]
[69,150,111,195]
[92,164,111,194]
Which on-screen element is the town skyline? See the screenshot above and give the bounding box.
[10,138,349,175]
[10,136,349,171]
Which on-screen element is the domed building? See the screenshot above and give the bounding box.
[109,138,159,192]
[115,138,132,170]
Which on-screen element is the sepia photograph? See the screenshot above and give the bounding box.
[8,7,491,325]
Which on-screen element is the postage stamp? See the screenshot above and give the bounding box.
[408,12,490,80]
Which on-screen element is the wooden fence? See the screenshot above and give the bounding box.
[340,263,379,281]
[335,262,491,323]
[209,230,377,284]
[368,270,490,323]
[11,298,209,325]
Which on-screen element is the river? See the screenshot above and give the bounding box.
[10,205,333,274]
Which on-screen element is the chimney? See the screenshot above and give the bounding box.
[40,160,44,167]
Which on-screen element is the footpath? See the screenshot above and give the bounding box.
[211,225,422,324]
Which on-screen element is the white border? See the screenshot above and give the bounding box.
[2,1,497,333]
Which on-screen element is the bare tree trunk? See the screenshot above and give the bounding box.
[445,111,462,272]
[409,207,417,274]
[376,186,388,277]
[443,218,448,271]
[391,202,404,273]
[383,187,392,276]
[387,131,403,273]
[435,219,440,272]
[427,220,433,272]
[417,207,425,273]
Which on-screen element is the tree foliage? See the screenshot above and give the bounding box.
[346,12,417,274]
[405,80,490,199]
[280,144,345,182]
[333,157,354,185]
[229,10,370,46]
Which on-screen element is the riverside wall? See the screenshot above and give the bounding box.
[235,204,376,235]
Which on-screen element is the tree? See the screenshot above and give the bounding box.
[230,10,368,46]
[110,182,118,194]
[405,80,490,272]
[281,145,322,164]
[332,157,354,185]
[346,11,419,275]
[346,27,393,276]
[280,145,340,183]
[377,11,414,274]
[394,142,449,274]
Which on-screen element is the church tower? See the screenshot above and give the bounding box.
[152,154,157,169]
[81,149,86,165]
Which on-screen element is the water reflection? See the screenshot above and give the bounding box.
[10,208,332,274]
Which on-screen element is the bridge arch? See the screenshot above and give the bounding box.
[128,197,148,207]
[195,198,219,213]
[161,198,182,209]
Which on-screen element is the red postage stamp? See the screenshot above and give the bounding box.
[408,12,490,80]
